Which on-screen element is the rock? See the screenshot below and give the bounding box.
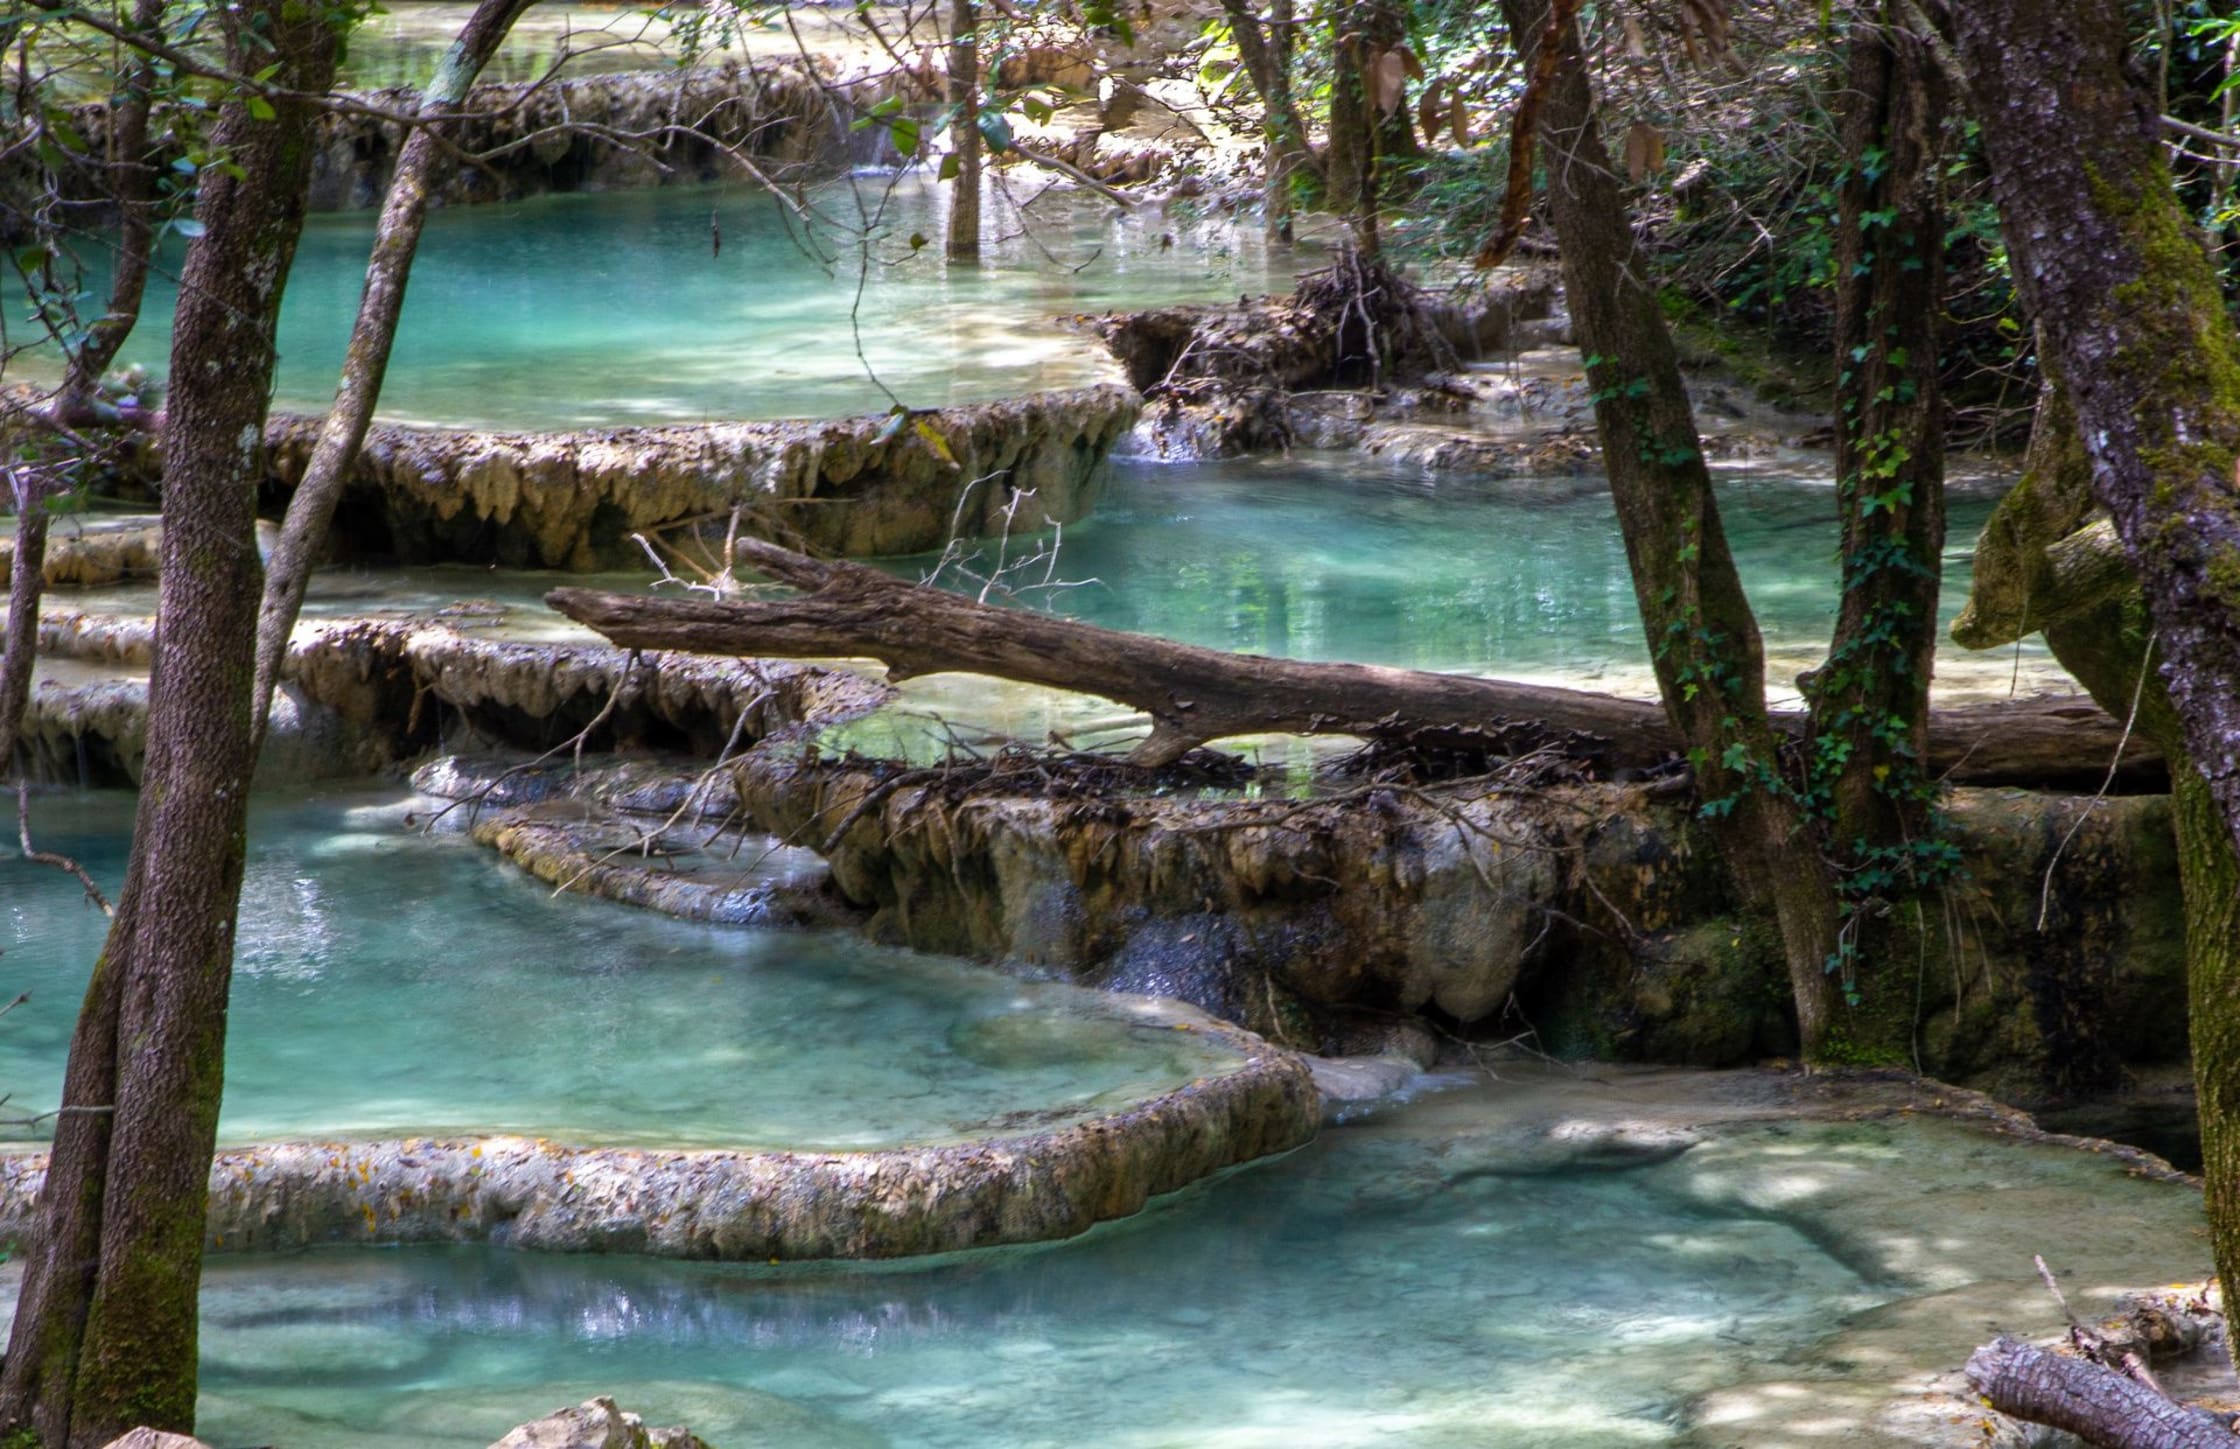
[1305,1053,1426,1116]
[62,63,911,215]
[736,747,2190,1100]
[488,1397,710,1449]
[734,746,1572,1033]
[16,612,884,787]
[100,1431,212,1449]
[261,384,1141,568]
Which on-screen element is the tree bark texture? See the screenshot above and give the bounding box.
[0,491,48,777]
[1814,2,1947,850]
[1955,355,2240,1325]
[944,0,982,261]
[1217,0,1309,241]
[250,0,534,745]
[1966,1336,2240,1448]
[1498,0,1841,1052]
[1323,0,1398,252]
[544,539,2155,789]
[1950,0,2240,889]
[1949,0,2240,1322]
[0,3,340,1440]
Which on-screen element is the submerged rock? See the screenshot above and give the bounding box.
[489,1397,709,1449]
[261,384,1141,569]
[467,799,856,929]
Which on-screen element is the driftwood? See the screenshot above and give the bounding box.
[546,537,2164,787]
[1967,1336,2240,1448]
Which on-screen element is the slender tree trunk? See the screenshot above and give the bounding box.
[1803,1,1947,1039]
[1216,0,1313,241]
[1816,2,1945,841]
[0,4,340,1440]
[3,0,165,781]
[1947,0,2240,1315]
[250,0,534,742]
[945,0,982,262]
[54,0,164,424]
[1499,0,1842,1052]
[1324,1,1379,253]
[0,480,48,778]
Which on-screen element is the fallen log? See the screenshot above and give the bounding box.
[546,537,2165,788]
[1966,1336,2240,1448]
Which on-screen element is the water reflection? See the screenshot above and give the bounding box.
[16,178,1314,428]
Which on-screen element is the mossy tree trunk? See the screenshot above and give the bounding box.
[1957,359,2240,1322]
[1325,0,1407,255]
[1949,0,2240,1313]
[0,3,340,1440]
[1804,1,1949,1040]
[1950,0,2240,852]
[1217,0,1313,242]
[1497,0,1843,1053]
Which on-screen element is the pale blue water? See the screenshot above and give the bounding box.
[15,178,1305,428]
[173,1086,1887,1449]
[0,786,1243,1149]
[888,458,2042,687]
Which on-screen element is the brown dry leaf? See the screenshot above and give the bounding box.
[1449,91,1469,146]
[1624,120,1666,182]
[1372,48,1408,117]
[1418,80,1447,147]
[1398,43,1424,80]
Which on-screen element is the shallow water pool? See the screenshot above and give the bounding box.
[0,786,1241,1149]
[64,1072,2197,1449]
[19,178,1309,429]
[174,1085,1880,1448]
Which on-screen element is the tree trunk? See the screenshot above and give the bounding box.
[0,486,48,778]
[1949,0,2240,873]
[1802,1,1948,1044]
[1816,2,1946,844]
[1217,0,1315,241]
[1948,0,2240,1322]
[1323,1,1380,253]
[0,4,340,1440]
[1966,1336,2240,1448]
[945,0,982,262]
[1498,0,1842,1053]
[250,0,535,744]
[53,0,165,425]
[3,0,165,781]
[543,539,2155,789]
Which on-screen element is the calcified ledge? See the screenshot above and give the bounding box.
[260,384,1142,569]
[13,608,888,786]
[54,60,907,215]
[0,1007,1317,1261]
